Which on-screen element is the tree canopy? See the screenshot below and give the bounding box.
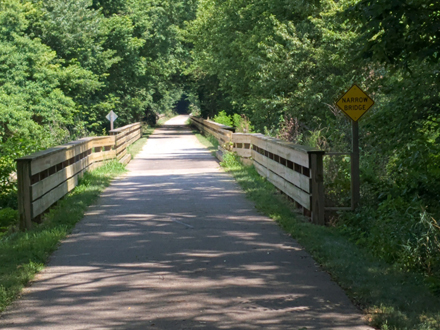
[185,0,440,281]
[0,0,196,206]
[0,0,439,289]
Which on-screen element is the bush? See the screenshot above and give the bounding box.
[340,198,440,284]
[213,111,253,132]
[0,208,18,229]
[212,110,233,126]
[143,111,157,127]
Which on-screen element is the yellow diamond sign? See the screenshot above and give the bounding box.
[336,85,374,122]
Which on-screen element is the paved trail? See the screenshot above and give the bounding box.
[0,116,372,329]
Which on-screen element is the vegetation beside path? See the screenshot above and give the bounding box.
[194,131,440,330]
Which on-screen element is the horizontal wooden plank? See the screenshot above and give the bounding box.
[116,142,128,156]
[192,123,202,131]
[253,149,310,192]
[31,155,92,201]
[253,159,268,178]
[252,135,310,167]
[192,121,204,128]
[117,128,138,145]
[215,131,230,143]
[133,131,141,141]
[251,134,267,149]
[125,129,140,145]
[91,150,116,162]
[115,132,131,147]
[110,122,141,135]
[117,148,127,160]
[234,148,252,158]
[115,135,127,148]
[114,131,126,141]
[119,127,140,137]
[32,149,117,203]
[119,153,131,165]
[92,136,115,148]
[29,139,94,175]
[32,175,78,217]
[127,132,141,147]
[216,130,231,138]
[270,171,310,209]
[191,117,234,149]
[232,133,252,144]
[253,159,310,209]
[252,150,268,168]
[266,156,310,193]
[270,140,310,167]
[115,126,139,142]
[17,137,94,162]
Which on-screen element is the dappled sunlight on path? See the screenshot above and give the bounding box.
[0,115,372,329]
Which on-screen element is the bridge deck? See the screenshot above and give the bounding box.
[0,115,371,329]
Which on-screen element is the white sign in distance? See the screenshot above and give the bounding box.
[106,110,118,130]
[106,110,118,122]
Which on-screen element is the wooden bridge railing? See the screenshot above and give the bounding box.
[190,116,234,146]
[190,116,325,225]
[110,122,142,164]
[16,122,142,230]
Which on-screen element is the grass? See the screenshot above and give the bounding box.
[0,160,126,312]
[127,124,154,158]
[194,131,440,330]
[191,128,219,157]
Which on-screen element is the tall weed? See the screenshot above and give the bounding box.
[340,198,440,289]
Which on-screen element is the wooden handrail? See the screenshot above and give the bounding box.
[16,122,142,230]
[190,116,325,225]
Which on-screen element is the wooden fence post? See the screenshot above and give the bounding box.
[17,159,33,230]
[309,151,325,225]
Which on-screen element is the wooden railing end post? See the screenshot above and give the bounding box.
[309,151,325,225]
[16,159,33,230]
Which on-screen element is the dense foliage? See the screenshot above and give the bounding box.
[1,0,440,327]
[186,0,440,286]
[1,0,439,304]
[0,0,195,207]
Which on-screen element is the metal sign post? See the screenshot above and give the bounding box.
[351,121,360,209]
[336,85,374,210]
[106,110,118,130]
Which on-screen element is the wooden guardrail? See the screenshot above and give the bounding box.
[110,122,142,164]
[16,123,142,230]
[190,116,234,146]
[190,116,325,225]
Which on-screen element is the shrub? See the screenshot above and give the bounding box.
[340,198,440,285]
[0,208,18,229]
[213,111,253,132]
[212,110,233,126]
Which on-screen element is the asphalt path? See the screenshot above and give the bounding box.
[0,115,373,329]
